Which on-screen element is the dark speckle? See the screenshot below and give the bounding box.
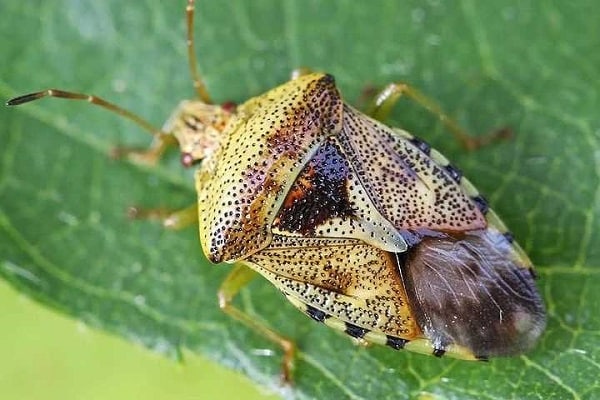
[344,322,369,339]
[433,348,446,357]
[385,335,407,350]
[471,195,489,214]
[503,231,515,243]
[444,164,462,182]
[306,305,328,323]
[410,137,431,155]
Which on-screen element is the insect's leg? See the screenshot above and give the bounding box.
[7,89,177,165]
[128,204,198,230]
[219,264,296,384]
[111,133,178,165]
[366,83,511,151]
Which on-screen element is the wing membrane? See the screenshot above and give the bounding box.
[399,228,546,357]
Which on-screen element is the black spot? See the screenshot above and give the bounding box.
[503,231,515,243]
[471,195,489,214]
[410,137,431,155]
[306,305,328,323]
[476,355,490,362]
[344,322,369,339]
[433,348,446,357]
[386,335,407,350]
[444,164,462,182]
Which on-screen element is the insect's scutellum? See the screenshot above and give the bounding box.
[7,0,545,384]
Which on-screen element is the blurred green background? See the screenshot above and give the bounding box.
[1,281,276,399]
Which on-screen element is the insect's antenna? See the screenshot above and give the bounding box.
[186,0,213,104]
[6,89,164,138]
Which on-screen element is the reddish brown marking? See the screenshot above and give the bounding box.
[265,123,305,159]
[282,166,316,209]
[262,176,283,194]
[220,101,237,113]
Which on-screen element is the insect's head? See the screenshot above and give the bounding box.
[164,100,236,167]
[5,0,235,170]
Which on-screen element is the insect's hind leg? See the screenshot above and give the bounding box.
[365,82,511,151]
[219,264,296,384]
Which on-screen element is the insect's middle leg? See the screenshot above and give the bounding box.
[219,264,296,384]
[366,82,511,150]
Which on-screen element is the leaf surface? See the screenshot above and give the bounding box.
[1,1,599,398]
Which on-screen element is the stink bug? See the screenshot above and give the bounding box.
[7,0,545,383]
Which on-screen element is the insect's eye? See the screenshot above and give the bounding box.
[180,152,197,168]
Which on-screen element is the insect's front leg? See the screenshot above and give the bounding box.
[365,82,512,150]
[111,132,178,166]
[7,88,178,166]
[218,264,296,384]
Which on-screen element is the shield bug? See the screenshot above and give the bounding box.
[7,0,545,383]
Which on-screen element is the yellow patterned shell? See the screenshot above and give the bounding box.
[193,72,545,359]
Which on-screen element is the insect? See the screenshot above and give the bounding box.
[7,0,545,383]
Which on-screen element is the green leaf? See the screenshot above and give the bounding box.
[1,1,598,399]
